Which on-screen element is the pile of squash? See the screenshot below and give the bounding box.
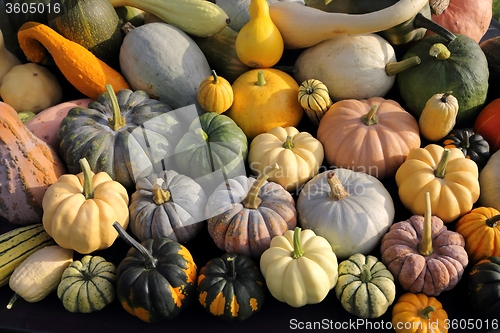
[2,0,500,329]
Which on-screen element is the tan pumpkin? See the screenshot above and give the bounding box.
[197,70,234,114]
[418,91,459,142]
[297,79,332,127]
[317,97,420,180]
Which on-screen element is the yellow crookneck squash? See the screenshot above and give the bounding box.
[42,158,130,254]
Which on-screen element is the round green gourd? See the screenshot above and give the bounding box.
[57,255,117,313]
[468,256,500,320]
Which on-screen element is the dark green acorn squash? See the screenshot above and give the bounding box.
[197,252,266,321]
[113,222,198,323]
[57,85,183,189]
[441,128,490,169]
[468,256,500,320]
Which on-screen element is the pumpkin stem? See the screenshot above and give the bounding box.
[112,222,158,269]
[440,91,453,103]
[327,171,349,200]
[417,305,436,319]
[79,158,94,200]
[429,43,451,61]
[256,70,266,87]
[152,180,171,205]
[385,56,421,76]
[283,136,294,149]
[291,227,304,259]
[211,70,219,84]
[226,256,237,281]
[361,105,379,126]
[418,192,434,257]
[412,12,456,42]
[434,148,451,179]
[360,265,372,283]
[242,163,280,209]
[6,293,20,310]
[486,215,500,228]
[462,129,470,149]
[429,0,449,15]
[106,84,126,131]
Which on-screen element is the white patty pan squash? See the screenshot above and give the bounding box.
[260,227,338,308]
[248,126,324,192]
[297,168,395,260]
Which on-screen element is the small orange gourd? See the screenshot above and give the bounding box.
[17,22,130,100]
[197,70,234,114]
[392,293,449,333]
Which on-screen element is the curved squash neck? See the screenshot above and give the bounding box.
[249,0,270,19]
[17,22,64,64]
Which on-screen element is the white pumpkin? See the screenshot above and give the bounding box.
[297,168,395,259]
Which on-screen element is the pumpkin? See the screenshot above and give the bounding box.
[197,252,266,321]
[380,192,469,296]
[197,70,234,114]
[297,79,332,127]
[392,292,449,333]
[418,91,459,142]
[226,68,304,141]
[335,253,395,319]
[440,128,490,170]
[468,256,500,320]
[128,170,207,243]
[0,101,67,225]
[474,97,500,153]
[479,149,500,211]
[395,144,479,223]
[17,22,130,100]
[42,158,130,254]
[248,126,324,192]
[57,255,117,313]
[317,97,421,180]
[113,222,198,323]
[259,227,339,308]
[206,164,297,258]
[396,34,489,126]
[297,168,395,260]
[173,111,248,196]
[0,28,21,85]
[57,84,183,189]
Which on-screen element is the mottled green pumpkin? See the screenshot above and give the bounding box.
[469,256,500,320]
[57,255,116,313]
[197,252,265,321]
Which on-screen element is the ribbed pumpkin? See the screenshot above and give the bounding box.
[113,222,198,323]
[317,97,420,180]
[206,164,297,258]
[128,170,207,243]
[197,252,265,321]
[440,128,490,170]
[418,91,459,142]
[197,70,234,114]
[468,256,500,320]
[297,78,332,127]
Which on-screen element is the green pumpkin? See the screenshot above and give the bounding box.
[197,253,265,321]
[57,85,183,189]
[129,169,207,243]
[441,128,490,170]
[397,34,489,126]
[57,255,117,313]
[468,256,500,320]
[113,222,198,323]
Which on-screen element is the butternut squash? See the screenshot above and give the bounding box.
[268,0,429,49]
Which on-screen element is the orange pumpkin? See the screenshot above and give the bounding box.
[317,97,420,180]
[474,98,500,153]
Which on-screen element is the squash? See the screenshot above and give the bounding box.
[479,149,500,211]
[128,170,207,243]
[395,144,479,223]
[197,70,234,114]
[206,164,297,258]
[297,79,332,127]
[235,0,284,68]
[57,255,116,313]
[474,97,500,153]
[108,0,229,37]
[418,91,459,142]
[226,69,304,140]
[57,85,183,189]
[116,6,146,27]
[113,222,198,323]
[392,292,449,333]
[42,158,130,254]
[197,252,265,321]
[6,245,73,309]
[317,97,421,180]
[396,34,489,126]
[380,192,469,296]
[468,256,500,320]
[259,227,338,308]
[119,22,212,110]
[0,29,21,85]
[17,22,130,100]
[335,253,395,319]
[47,0,124,68]
[0,101,67,225]
[440,128,490,170]
[0,62,63,114]
[297,169,395,260]
[268,0,429,49]
[248,126,324,192]
[455,207,500,265]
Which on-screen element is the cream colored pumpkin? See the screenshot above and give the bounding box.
[419,92,459,142]
[248,126,324,192]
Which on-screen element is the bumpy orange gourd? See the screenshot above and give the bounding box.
[17,22,130,100]
[197,70,234,114]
